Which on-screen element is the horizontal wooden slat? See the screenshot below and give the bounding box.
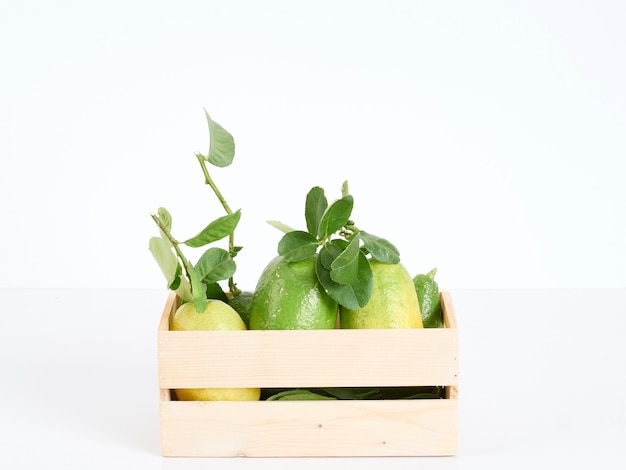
[157,291,459,389]
[160,399,457,457]
[158,327,458,388]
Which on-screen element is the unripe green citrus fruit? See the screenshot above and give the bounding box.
[171,300,261,401]
[249,255,338,330]
[340,260,424,329]
[228,290,254,328]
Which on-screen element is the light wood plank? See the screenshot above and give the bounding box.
[160,399,458,457]
[157,292,178,332]
[441,290,458,329]
[441,290,459,399]
[158,327,458,388]
[157,290,459,389]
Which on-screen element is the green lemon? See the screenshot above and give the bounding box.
[228,290,254,328]
[340,260,423,329]
[249,255,338,330]
[171,300,261,401]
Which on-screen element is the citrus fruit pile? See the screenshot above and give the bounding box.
[149,110,445,402]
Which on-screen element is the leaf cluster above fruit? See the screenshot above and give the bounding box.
[148,109,445,327]
[268,183,401,310]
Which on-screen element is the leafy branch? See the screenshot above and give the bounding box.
[267,181,401,309]
[149,110,242,312]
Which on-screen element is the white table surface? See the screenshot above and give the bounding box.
[1,288,624,469]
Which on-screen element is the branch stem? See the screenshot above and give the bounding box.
[194,152,241,296]
[150,213,194,286]
[195,152,234,214]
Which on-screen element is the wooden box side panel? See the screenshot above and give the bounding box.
[160,399,457,457]
[440,290,459,399]
[159,329,458,389]
[441,290,458,329]
[157,292,179,332]
[158,291,458,389]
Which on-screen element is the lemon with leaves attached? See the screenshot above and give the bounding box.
[171,300,261,401]
[340,259,423,329]
[249,255,338,330]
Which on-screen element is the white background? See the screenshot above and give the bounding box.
[1,0,625,291]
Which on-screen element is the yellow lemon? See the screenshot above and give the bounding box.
[340,260,423,329]
[171,300,261,401]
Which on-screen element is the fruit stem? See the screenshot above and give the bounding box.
[194,152,241,296]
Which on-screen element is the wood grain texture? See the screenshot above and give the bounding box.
[440,290,459,399]
[160,399,458,457]
[158,291,458,389]
[158,328,458,388]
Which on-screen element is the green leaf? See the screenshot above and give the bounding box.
[168,263,183,290]
[401,386,446,400]
[329,233,361,285]
[184,210,241,248]
[188,263,208,313]
[157,207,172,232]
[203,110,235,168]
[360,231,400,264]
[317,195,353,239]
[317,239,347,271]
[168,275,181,291]
[277,230,319,261]
[316,247,373,309]
[203,282,228,302]
[305,186,328,236]
[341,180,349,197]
[266,220,297,234]
[149,237,179,288]
[231,245,244,257]
[315,387,380,400]
[266,389,337,401]
[174,277,193,303]
[195,247,236,284]
[318,240,341,269]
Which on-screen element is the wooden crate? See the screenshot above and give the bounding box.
[158,290,459,457]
